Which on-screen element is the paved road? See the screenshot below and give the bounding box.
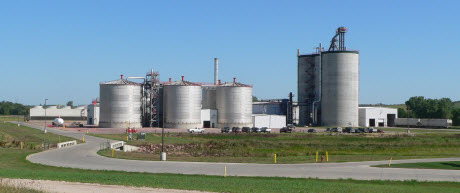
[20,122,460,182]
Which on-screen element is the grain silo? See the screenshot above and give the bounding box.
[298,53,320,126]
[321,51,359,127]
[216,79,253,128]
[163,77,202,129]
[99,76,142,128]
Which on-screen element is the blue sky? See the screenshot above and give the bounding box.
[1,0,459,105]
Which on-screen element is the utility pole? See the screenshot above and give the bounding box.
[44,99,48,133]
[407,106,410,134]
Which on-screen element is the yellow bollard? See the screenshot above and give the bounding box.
[224,166,227,177]
[86,130,88,134]
[126,136,129,141]
[63,125,65,128]
[20,142,23,150]
[389,158,392,166]
[326,151,328,162]
[316,152,318,162]
[112,148,114,157]
[274,154,277,164]
[83,136,85,143]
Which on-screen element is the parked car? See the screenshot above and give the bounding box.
[232,127,242,133]
[280,127,293,133]
[252,127,261,133]
[331,127,342,133]
[221,127,231,133]
[307,129,317,133]
[344,127,355,133]
[377,129,384,133]
[325,128,331,132]
[188,128,204,133]
[368,127,376,133]
[242,127,251,133]
[261,127,271,133]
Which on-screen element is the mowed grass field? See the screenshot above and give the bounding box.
[0,118,460,192]
[94,129,460,164]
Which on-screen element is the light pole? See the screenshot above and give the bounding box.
[44,99,48,133]
[161,98,166,161]
[407,106,410,134]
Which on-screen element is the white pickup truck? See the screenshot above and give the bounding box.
[188,128,205,133]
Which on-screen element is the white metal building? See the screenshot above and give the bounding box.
[87,103,100,125]
[201,109,217,128]
[252,101,299,125]
[252,114,286,129]
[358,107,398,127]
[29,105,87,120]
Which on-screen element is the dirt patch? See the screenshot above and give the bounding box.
[1,178,209,193]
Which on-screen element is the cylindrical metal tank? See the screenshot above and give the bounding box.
[99,78,142,128]
[62,106,72,109]
[298,54,320,126]
[202,86,217,109]
[163,81,202,129]
[321,51,359,127]
[216,82,253,128]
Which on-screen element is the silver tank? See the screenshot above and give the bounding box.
[216,82,253,128]
[321,51,359,127]
[202,86,217,109]
[99,79,142,128]
[163,81,202,129]
[298,54,320,126]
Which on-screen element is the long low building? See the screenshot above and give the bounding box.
[29,105,87,120]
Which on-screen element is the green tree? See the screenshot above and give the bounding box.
[66,101,74,107]
[252,96,259,102]
[452,109,460,126]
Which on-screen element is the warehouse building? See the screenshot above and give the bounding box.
[252,114,286,129]
[252,100,299,125]
[358,107,397,127]
[29,105,87,120]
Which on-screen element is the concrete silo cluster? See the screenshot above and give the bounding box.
[298,27,360,127]
[98,59,253,129]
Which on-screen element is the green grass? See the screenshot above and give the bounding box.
[0,122,460,192]
[376,161,460,170]
[0,122,78,149]
[92,131,460,164]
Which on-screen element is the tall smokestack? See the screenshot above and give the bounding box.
[214,58,219,85]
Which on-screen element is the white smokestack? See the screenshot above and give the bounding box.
[214,58,219,85]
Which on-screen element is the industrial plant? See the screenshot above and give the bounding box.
[29,27,421,129]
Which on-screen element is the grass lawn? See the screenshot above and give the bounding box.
[375,161,460,170]
[0,121,459,192]
[92,131,460,164]
[0,182,44,193]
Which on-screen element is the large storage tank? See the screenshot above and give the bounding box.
[202,86,217,109]
[298,54,320,126]
[163,80,202,129]
[216,81,253,128]
[99,78,142,128]
[321,51,359,127]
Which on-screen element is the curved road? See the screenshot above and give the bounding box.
[21,122,460,182]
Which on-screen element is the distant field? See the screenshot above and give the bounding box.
[375,161,460,170]
[93,131,460,164]
[1,122,459,192]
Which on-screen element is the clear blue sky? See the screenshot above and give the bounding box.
[1,0,459,105]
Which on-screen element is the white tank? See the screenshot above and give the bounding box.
[99,78,142,128]
[32,106,43,109]
[202,86,217,109]
[216,82,253,128]
[298,54,320,126]
[62,106,72,109]
[321,51,359,127]
[163,81,202,129]
[47,106,58,109]
[53,117,64,126]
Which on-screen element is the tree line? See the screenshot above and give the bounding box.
[398,96,460,126]
[0,101,29,115]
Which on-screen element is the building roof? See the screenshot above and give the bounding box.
[100,79,141,85]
